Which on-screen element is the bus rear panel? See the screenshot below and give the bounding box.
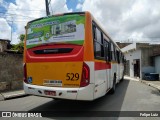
[24,12,125,101]
[24,12,95,100]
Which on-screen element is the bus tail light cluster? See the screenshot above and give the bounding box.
[24,63,28,83]
[80,62,90,87]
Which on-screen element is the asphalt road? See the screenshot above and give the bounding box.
[0,79,160,120]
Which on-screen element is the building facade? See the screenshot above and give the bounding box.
[0,39,10,52]
[120,42,160,80]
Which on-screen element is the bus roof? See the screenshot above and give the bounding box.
[28,12,85,24]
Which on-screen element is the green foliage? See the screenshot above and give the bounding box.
[11,34,25,53]
[19,34,25,41]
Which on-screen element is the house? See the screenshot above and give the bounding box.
[119,42,160,80]
[0,39,11,52]
[152,49,160,77]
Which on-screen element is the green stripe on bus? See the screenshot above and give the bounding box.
[65,40,84,45]
[26,40,84,49]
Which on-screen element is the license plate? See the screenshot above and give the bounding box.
[43,80,62,86]
[44,90,56,96]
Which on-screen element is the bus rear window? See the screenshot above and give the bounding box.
[33,48,73,54]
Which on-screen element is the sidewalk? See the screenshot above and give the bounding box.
[124,76,160,91]
[0,90,27,101]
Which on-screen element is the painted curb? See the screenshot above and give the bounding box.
[124,76,139,82]
[140,80,160,91]
[4,93,28,100]
[147,83,160,90]
[0,93,4,101]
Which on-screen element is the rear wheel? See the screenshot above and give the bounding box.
[52,98,61,101]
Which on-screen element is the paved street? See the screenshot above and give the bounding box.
[0,79,160,120]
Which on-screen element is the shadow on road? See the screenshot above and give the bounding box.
[29,79,130,119]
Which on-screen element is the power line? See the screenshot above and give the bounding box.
[0,9,46,12]
[1,13,38,18]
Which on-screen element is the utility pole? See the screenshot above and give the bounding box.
[45,0,50,16]
[9,19,13,42]
[11,21,13,42]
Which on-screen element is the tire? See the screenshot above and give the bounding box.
[110,75,116,94]
[120,72,124,82]
[52,98,61,101]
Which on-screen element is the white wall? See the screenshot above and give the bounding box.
[121,42,136,52]
[125,50,141,78]
[155,56,160,75]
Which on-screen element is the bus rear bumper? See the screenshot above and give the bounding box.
[24,82,94,101]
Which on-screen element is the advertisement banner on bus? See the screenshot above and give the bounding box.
[26,14,85,49]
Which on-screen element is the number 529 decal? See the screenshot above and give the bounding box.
[66,73,80,81]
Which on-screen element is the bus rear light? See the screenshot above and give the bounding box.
[80,62,90,87]
[24,63,28,83]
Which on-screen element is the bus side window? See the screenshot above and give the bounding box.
[95,27,102,58]
[111,43,115,61]
[101,33,104,57]
[116,50,120,64]
[120,52,123,63]
[108,42,111,61]
[92,23,105,60]
[104,40,111,62]
[114,47,117,62]
[96,27,102,44]
[119,52,122,63]
[92,24,96,40]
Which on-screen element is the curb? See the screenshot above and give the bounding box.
[124,76,160,91]
[0,93,4,101]
[124,76,139,82]
[0,92,29,101]
[140,80,160,91]
[4,93,28,100]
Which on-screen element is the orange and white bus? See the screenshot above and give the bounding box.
[24,12,125,101]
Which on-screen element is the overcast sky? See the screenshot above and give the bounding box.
[0,0,160,44]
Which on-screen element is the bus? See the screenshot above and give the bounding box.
[23,11,125,101]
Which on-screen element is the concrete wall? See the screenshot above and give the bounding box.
[121,43,160,79]
[155,56,160,75]
[141,47,155,77]
[0,53,23,92]
[125,49,142,78]
[0,41,8,52]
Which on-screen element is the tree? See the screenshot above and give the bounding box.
[11,34,25,53]
[19,34,25,41]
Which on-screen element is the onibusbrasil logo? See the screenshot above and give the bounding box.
[1,112,42,118]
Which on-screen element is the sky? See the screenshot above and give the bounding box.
[0,0,160,44]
